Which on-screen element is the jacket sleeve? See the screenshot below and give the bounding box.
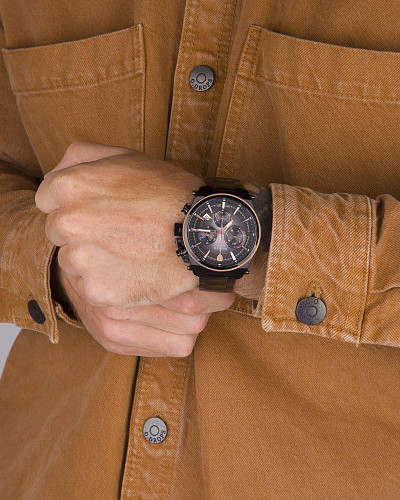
[0,25,84,344]
[252,182,400,348]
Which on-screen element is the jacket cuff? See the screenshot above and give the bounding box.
[0,193,85,343]
[252,183,371,345]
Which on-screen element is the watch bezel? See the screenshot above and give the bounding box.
[182,192,261,272]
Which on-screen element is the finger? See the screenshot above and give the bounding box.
[35,170,68,213]
[159,287,236,315]
[95,338,168,357]
[57,245,83,277]
[97,303,211,335]
[45,211,70,246]
[51,141,133,173]
[97,321,196,357]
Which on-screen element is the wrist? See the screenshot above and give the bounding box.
[233,181,272,300]
[50,248,80,320]
[233,244,268,300]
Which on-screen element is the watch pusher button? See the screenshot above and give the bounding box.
[174,222,183,236]
[174,238,183,248]
[181,203,191,214]
[176,247,188,257]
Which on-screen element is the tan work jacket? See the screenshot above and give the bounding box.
[1,0,400,498]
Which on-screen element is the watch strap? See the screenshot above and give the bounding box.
[199,275,236,292]
[204,176,244,194]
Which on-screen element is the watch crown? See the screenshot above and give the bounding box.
[181,203,191,214]
[174,238,183,248]
[174,222,183,236]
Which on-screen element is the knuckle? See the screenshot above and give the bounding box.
[69,246,89,269]
[54,210,76,236]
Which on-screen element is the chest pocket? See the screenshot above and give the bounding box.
[2,24,145,175]
[217,25,400,199]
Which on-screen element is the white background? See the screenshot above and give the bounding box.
[0,324,20,378]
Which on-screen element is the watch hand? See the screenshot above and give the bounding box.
[219,215,224,257]
[192,228,212,232]
[222,219,233,231]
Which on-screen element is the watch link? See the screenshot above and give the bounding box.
[173,177,262,292]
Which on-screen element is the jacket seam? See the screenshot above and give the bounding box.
[357,196,373,345]
[12,69,143,95]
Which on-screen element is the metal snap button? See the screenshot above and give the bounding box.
[27,299,46,324]
[143,417,168,444]
[189,65,215,91]
[295,296,326,325]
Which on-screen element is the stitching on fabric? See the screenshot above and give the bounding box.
[357,196,373,346]
[163,358,191,497]
[202,0,236,178]
[247,73,400,104]
[268,184,285,329]
[262,316,359,337]
[14,69,143,95]
[122,356,148,496]
[344,197,370,339]
[165,0,200,163]
[45,241,58,343]
[217,26,261,176]
[156,360,181,497]
[3,24,141,55]
[226,27,261,173]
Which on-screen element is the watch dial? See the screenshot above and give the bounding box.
[184,195,259,270]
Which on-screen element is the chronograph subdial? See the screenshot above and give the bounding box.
[224,225,245,248]
[192,225,218,245]
[213,210,232,227]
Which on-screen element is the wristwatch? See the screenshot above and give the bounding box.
[173,177,263,292]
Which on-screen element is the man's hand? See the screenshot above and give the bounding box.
[36,141,205,309]
[54,255,235,356]
[38,141,236,356]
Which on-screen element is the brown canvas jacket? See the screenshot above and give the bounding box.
[1,0,400,498]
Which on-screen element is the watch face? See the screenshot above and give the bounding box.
[183,194,260,271]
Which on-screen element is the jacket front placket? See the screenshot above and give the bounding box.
[120,0,238,497]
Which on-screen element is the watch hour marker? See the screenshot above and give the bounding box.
[206,202,213,213]
[193,242,201,247]
[203,250,210,259]
[230,251,237,261]
[222,199,225,210]
[233,205,240,215]
[195,214,205,220]
[241,217,250,223]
